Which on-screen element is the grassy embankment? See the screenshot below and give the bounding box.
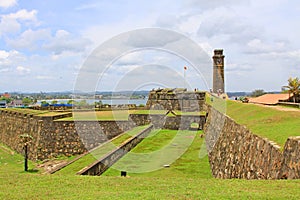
[207,94,300,148]
[226,100,300,147]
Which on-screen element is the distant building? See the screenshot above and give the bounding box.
[2,92,11,98]
[10,100,23,107]
[0,100,7,108]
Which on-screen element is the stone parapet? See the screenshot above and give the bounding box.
[204,105,300,179]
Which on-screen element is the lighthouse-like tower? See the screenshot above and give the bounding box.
[212,49,225,93]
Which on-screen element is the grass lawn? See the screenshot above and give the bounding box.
[61,110,131,121]
[56,125,150,175]
[1,108,49,115]
[1,108,71,117]
[104,130,211,178]
[58,109,205,121]
[1,134,300,199]
[226,100,300,147]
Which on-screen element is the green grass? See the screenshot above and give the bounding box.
[37,112,71,117]
[0,108,70,117]
[1,108,50,115]
[104,130,211,178]
[131,110,167,115]
[56,125,150,175]
[1,139,300,199]
[226,100,300,147]
[61,110,131,121]
[58,109,207,121]
[0,144,38,174]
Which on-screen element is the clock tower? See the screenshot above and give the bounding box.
[212,49,225,94]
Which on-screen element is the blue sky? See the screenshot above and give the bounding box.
[0,0,300,92]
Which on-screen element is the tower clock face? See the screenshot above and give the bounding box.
[216,58,222,65]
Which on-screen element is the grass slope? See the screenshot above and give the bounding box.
[226,100,300,147]
[104,130,211,178]
[56,125,150,175]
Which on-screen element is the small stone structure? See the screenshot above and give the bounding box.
[204,105,300,179]
[146,88,206,112]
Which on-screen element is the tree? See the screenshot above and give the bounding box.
[282,77,300,103]
[51,100,58,105]
[78,100,88,107]
[22,97,32,106]
[40,101,49,106]
[0,96,12,104]
[94,100,102,108]
[67,99,75,105]
[250,89,266,97]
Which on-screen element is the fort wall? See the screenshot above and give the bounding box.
[0,110,134,160]
[204,105,300,179]
[146,89,206,112]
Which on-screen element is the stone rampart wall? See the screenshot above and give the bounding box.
[204,105,300,179]
[1,109,206,161]
[0,110,42,160]
[146,90,206,112]
[129,114,206,130]
[280,136,300,179]
[0,110,134,160]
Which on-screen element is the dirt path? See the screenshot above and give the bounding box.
[249,103,300,112]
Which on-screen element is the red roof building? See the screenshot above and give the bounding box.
[2,92,11,98]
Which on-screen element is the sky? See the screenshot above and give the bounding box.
[0,0,300,93]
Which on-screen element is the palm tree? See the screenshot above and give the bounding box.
[283,77,300,103]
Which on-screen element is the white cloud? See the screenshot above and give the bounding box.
[245,38,286,54]
[0,0,17,8]
[6,28,91,54]
[16,65,30,74]
[0,50,23,73]
[226,63,253,72]
[7,9,37,21]
[183,0,250,10]
[6,29,51,50]
[115,52,144,66]
[0,49,23,67]
[197,7,260,44]
[0,50,9,59]
[35,75,55,80]
[75,2,99,11]
[44,29,91,55]
[0,9,38,36]
[0,15,21,36]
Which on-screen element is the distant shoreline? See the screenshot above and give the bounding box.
[38,99,148,106]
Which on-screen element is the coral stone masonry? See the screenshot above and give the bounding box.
[204,105,300,179]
